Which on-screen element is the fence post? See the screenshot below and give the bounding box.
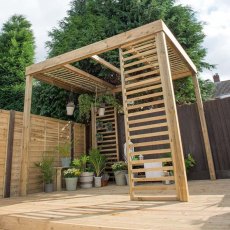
[4,110,15,198]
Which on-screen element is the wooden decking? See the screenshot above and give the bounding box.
[0,179,229,230]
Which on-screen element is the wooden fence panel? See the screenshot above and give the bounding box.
[0,110,86,197]
[117,97,230,180]
[0,110,10,198]
[204,98,230,178]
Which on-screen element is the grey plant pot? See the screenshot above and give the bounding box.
[44,183,53,193]
[65,177,78,191]
[114,170,127,186]
[79,172,94,188]
[61,157,71,167]
[94,176,102,188]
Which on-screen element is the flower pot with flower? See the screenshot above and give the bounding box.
[112,161,128,186]
[63,168,81,191]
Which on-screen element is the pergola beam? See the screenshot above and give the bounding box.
[63,64,115,90]
[91,55,121,75]
[162,22,197,75]
[26,20,164,75]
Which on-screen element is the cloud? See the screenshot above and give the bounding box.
[0,0,229,81]
[176,0,230,81]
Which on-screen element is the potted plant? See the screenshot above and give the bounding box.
[66,101,75,116]
[56,142,71,167]
[185,153,196,173]
[96,133,103,142]
[78,94,94,122]
[35,156,55,193]
[72,154,94,188]
[89,148,107,187]
[63,168,81,191]
[104,122,113,132]
[112,161,128,186]
[101,172,110,187]
[96,119,104,129]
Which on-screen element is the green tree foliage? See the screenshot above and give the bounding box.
[33,0,214,120]
[0,15,35,111]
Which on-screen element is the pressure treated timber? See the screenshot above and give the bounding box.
[20,75,33,196]
[192,75,216,180]
[91,55,121,75]
[26,20,164,75]
[120,36,177,201]
[1,180,229,230]
[95,106,119,177]
[156,31,189,201]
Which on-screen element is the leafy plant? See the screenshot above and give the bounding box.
[97,94,122,112]
[112,161,127,172]
[78,94,94,122]
[56,142,71,157]
[96,133,103,141]
[72,154,93,172]
[35,156,55,184]
[104,122,113,131]
[185,153,196,173]
[89,148,106,177]
[63,168,81,178]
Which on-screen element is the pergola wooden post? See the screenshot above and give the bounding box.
[156,32,189,201]
[20,75,33,196]
[192,75,216,180]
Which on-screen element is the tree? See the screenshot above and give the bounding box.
[0,15,35,111]
[33,0,214,120]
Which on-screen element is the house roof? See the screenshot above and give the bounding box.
[215,80,230,98]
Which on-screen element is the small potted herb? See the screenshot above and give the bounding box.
[35,156,55,193]
[56,142,71,167]
[89,148,107,187]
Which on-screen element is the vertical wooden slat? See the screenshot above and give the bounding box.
[4,110,15,198]
[20,75,33,196]
[156,31,189,202]
[91,105,97,148]
[119,48,134,200]
[192,75,216,180]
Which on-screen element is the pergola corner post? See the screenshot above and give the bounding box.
[156,31,189,202]
[20,75,33,196]
[192,75,216,180]
[119,48,134,200]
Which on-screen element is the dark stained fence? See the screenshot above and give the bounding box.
[117,97,230,180]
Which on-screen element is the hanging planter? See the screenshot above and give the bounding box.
[66,101,75,116]
[98,103,105,116]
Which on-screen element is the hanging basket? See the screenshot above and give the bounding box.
[66,102,75,116]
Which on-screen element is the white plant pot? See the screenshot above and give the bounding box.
[79,172,94,188]
[66,106,75,115]
[94,176,102,188]
[65,177,78,191]
[98,107,105,116]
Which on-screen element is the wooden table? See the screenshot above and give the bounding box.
[54,167,69,191]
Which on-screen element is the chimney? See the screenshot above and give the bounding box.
[213,73,220,83]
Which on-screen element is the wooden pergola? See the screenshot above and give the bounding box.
[22,20,215,201]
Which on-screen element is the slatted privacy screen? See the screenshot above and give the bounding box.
[96,106,119,178]
[120,35,177,200]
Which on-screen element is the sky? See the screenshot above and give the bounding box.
[0,0,229,81]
